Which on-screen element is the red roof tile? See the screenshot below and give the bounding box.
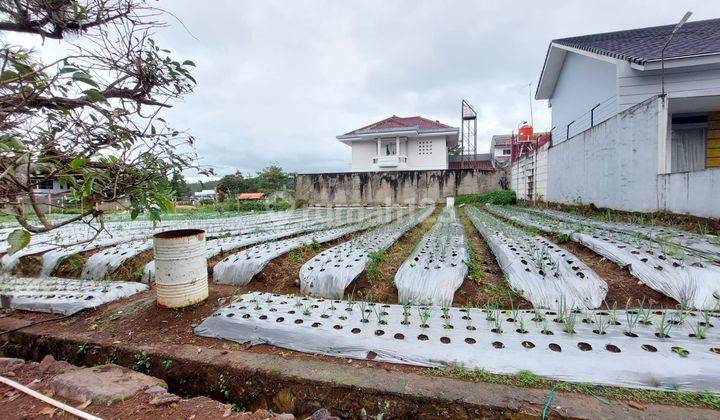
[237,193,265,200]
[343,115,454,136]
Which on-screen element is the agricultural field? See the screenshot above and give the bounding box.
[1,203,720,417]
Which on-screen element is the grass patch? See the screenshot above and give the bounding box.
[428,364,720,409]
[365,250,387,283]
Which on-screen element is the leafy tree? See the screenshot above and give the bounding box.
[216,171,248,196]
[169,171,192,200]
[0,0,207,245]
[254,165,291,192]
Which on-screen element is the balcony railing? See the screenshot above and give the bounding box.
[372,155,408,168]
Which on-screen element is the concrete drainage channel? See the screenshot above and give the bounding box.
[0,324,718,419]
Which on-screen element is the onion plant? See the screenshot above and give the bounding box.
[655,312,673,338]
[563,313,577,334]
[418,307,431,327]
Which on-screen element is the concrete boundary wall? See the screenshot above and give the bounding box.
[295,169,504,206]
[547,97,662,212]
[657,169,720,218]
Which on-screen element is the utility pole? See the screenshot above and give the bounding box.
[661,11,692,98]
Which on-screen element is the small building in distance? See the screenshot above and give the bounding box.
[237,192,266,201]
[337,115,459,171]
[490,129,551,168]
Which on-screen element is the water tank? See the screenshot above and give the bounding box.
[518,124,534,142]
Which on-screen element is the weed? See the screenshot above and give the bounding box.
[218,373,230,399]
[365,250,387,282]
[133,351,151,373]
[105,350,118,365]
[515,370,543,387]
[161,359,174,370]
[76,343,90,356]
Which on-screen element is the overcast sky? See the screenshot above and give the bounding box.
[7,1,719,180]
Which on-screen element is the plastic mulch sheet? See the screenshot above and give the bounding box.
[0,275,147,315]
[466,207,607,310]
[299,207,435,299]
[488,205,720,309]
[196,291,720,395]
[394,206,469,306]
[213,209,406,286]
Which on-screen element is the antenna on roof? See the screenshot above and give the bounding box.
[528,82,534,127]
[661,11,692,98]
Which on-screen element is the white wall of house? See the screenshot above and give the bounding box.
[350,141,377,171]
[406,136,448,170]
[547,97,662,212]
[550,52,617,143]
[33,179,69,195]
[618,62,720,111]
[349,135,449,171]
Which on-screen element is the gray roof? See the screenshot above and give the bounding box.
[553,18,720,65]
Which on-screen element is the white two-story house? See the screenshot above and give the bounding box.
[337,115,459,171]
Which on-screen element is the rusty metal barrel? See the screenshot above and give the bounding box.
[153,229,208,308]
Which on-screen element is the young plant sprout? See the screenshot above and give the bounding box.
[541,318,553,335]
[593,313,608,335]
[294,297,302,308]
[302,304,312,317]
[491,309,503,334]
[625,305,641,336]
[441,306,451,320]
[554,296,568,323]
[638,299,653,325]
[655,312,673,338]
[418,307,431,328]
[532,307,545,323]
[374,307,387,325]
[253,299,261,311]
[516,313,528,333]
[484,302,497,321]
[701,310,714,327]
[358,300,370,323]
[690,321,708,339]
[401,302,412,325]
[563,313,577,335]
[605,301,620,325]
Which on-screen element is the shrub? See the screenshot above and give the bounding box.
[455,190,516,206]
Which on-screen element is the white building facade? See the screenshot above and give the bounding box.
[337,116,459,172]
[535,18,720,217]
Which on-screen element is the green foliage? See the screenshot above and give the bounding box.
[215,165,294,196]
[169,171,192,200]
[6,228,30,255]
[365,250,387,282]
[455,190,516,206]
[132,351,151,373]
[161,359,174,370]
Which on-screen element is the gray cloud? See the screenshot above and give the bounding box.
[6,1,718,180]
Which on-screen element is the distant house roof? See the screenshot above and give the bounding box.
[536,18,720,99]
[338,115,457,138]
[237,192,265,200]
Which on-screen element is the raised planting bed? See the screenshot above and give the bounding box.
[213,209,402,286]
[465,207,607,310]
[196,291,720,394]
[299,207,435,299]
[0,275,147,315]
[394,206,468,306]
[488,205,720,309]
[522,206,720,264]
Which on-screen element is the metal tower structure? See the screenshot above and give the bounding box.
[459,100,477,169]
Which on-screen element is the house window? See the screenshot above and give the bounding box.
[503,149,511,155]
[417,140,433,155]
[385,142,396,156]
[36,179,55,190]
[670,114,707,173]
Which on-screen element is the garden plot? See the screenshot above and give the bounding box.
[487,205,720,309]
[82,209,370,281]
[522,207,720,264]
[2,208,336,272]
[213,209,407,286]
[300,207,435,299]
[465,207,607,310]
[394,206,468,306]
[0,275,147,315]
[143,208,383,283]
[196,291,720,394]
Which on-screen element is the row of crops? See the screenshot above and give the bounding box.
[486,205,720,310]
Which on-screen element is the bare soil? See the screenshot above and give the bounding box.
[0,356,290,419]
